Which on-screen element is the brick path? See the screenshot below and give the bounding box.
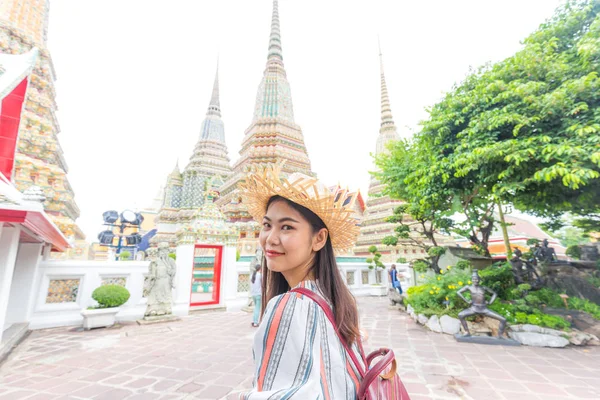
[1,297,599,399]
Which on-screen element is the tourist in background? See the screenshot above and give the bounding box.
[390,264,403,294]
[250,265,262,327]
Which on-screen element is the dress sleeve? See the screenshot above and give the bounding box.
[241,292,322,399]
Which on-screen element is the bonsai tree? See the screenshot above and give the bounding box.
[366,246,386,284]
[92,284,130,309]
[118,251,131,261]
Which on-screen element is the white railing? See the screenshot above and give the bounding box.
[234,262,413,298]
[29,260,149,329]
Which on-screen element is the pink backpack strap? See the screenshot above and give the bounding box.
[290,288,365,377]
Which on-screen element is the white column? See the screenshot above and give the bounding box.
[173,243,194,316]
[0,226,21,333]
[221,245,238,304]
[6,243,43,326]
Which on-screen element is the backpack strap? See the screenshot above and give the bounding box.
[290,287,365,377]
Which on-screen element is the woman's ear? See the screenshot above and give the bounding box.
[312,228,328,252]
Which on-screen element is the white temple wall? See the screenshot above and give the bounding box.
[5,243,43,327]
[0,226,20,334]
[28,260,148,329]
[173,243,194,316]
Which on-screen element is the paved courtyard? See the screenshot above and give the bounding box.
[1,297,599,400]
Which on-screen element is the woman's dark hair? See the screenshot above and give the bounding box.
[261,195,361,345]
[251,265,260,284]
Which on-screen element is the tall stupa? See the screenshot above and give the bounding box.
[154,66,233,245]
[216,0,313,256]
[353,47,408,262]
[0,0,84,240]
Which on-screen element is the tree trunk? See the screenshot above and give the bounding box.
[496,198,512,259]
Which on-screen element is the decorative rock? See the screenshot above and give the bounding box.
[407,304,414,314]
[417,314,428,325]
[510,324,563,336]
[440,315,461,335]
[508,332,569,348]
[426,315,442,333]
[566,330,599,346]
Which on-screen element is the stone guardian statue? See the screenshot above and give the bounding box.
[143,242,176,318]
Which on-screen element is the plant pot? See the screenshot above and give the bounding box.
[369,285,387,297]
[81,307,120,330]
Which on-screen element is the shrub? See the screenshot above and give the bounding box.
[412,260,429,273]
[92,285,130,308]
[535,288,566,308]
[396,257,407,263]
[515,312,528,324]
[118,251,131,260]
[568,297,600,320]
[526,314,542,325]
[479,263,515,299]
[455,260,471,270]
[540,314,571,330]
[565,245,581,260]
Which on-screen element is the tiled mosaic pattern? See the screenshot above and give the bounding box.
[237,273,250,292]
[46,278,80,303]
[346,271,355,286]
[101,277,126,287]
[362,270,370,285]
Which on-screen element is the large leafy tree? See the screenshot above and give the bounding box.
[378,0,600,257]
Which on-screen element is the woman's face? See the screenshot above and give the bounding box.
[259,200,326,284]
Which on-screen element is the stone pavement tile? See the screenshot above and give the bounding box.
[104,362,140,374]
[146,368,179,378]
[167,369,200,381]
[47,381,90,395]
[212,374,246,387]
[26,378,69,392]
[403,382,430,395]
[561,368,599,378]
[24,393,60,400]
[128,366,159,376]
[477,368,513,380]
[486,378,530,393]
[79,371,115,382]
[194,385,233,399]
[508,372,549,383]
[525,383,569,396]
[127,394,162,400]
[103,374,136,385]
[93,388,134,400]
[176,382,204,394]
[125,377,158,389]
[68,383,113,398]
[562,386,600,398]
[151,379,180,392]
[0,390,35,399]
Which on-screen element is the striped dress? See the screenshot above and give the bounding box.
[241,281,365,400]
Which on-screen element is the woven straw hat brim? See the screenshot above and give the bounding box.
[238,165,359,251]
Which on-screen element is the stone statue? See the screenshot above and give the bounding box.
[143,242,176,317]
[510,248,544,289]
[534,239,558,264]
[457,270,507,338]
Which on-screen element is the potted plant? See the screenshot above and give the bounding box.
[366,246,387,296]
[81,284,130,330]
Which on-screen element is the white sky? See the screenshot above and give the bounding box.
[46,0,564,241]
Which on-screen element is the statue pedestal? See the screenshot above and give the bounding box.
[137,315,181,325]
[454,334,520,346]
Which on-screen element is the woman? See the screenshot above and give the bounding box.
[240,165,365,399]
[389,264,402,294]
[250,265,262,327]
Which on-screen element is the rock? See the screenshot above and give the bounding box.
[407,304,414,314]
[440,315,461,335]
[464,321,492,336]
[510,324,563,337]
[482,317,501,337]
[566,330,599,346]
[426,315,442,333]
[417,314,428,325]
[544,308,600,338]
[588,338,600,346]
[388,289,404,306]
[508,332,569,348]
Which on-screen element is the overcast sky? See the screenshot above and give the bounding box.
[46,0,564,241]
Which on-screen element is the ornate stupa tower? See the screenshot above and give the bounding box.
[216,0,313,255]
[354,46,408,262]
[0,0,84,240]
[154,67,232,246]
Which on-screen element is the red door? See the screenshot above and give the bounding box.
[190,244,222,306]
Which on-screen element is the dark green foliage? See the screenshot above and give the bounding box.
[535,288,567,307]
[566,245,582,259]
[455,260,472,270]
[92,285,131,308]
[479,263,515,299]
[568,297,600,319]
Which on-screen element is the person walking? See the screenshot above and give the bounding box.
[390,264,403,294]
[239,166,366,399]
[250,265,262,327]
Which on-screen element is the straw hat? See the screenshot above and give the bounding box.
[239,164,360,251]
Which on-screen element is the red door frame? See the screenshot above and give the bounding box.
[190,244,223,307]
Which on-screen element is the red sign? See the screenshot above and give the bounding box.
[0,78,29,181]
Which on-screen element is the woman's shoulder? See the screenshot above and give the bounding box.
[263,289,321,320]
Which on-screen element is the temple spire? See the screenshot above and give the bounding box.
[267,0,283,63]
[207,63,221,117]
[379,43,396,132]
